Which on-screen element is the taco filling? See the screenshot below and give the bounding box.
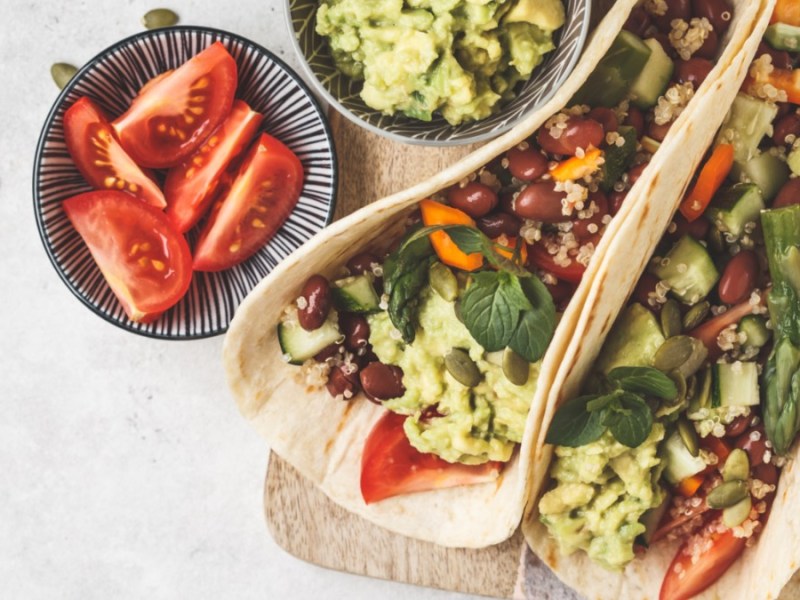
[539,7,800,598]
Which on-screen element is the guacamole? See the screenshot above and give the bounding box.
[316,0,565,125]
[369,287,539,464]
[539,424,666,570]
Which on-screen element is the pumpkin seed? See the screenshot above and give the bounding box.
[675,337,708,379]
[502,348,529,386]
[142,8,179,29]
[660,299,683,338]
[707,480,749,509]
[682,300,710,331]
[51,62,77,90]
[429,262,458,302]
[723,495,752,528]
[677,418,699,457]
[453,299,464,324]
[669,370,687,406]
[654,335,694,372]
[689,365,712,412]
[722,448,750,483]
[445,348,480,387]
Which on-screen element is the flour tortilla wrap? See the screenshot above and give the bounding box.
[223,0,761,548]
[522,2,800,597]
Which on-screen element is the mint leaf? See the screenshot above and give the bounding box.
[460,271,521,351]
[608,366,678,400]
[444,226,487,255]
[545,395,606,447]
[508,275,556,362]
[606,393,653,447]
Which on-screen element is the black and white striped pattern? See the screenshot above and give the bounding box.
[33,26,337,339]
[288,0,591,145]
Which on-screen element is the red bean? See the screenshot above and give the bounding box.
[757,42,793,71]
[360,362,405,400]
[753,463,778,487]
[347,252,380,275]
[609,190,627,216]
[314,343,342,363]
[537,117,604,156]
[339,313,370,352]
[633,272,661,312]
[572,191,608,240]
[694,28,720,61]
[477,212,522,238]
[625,107,645,138]
[652,0,691,32]
[670,212,710,240]
[772,113,800,146]
[735,426,768,467]
[588,107,619,134]
[624,6,652,38]
[447,182,498,218]
[628,162,650,186]
[648,120,672,143]
[298,275,332,331]
[773,178,800,209]
[718,250,758,305]
[692,0,732,35]
[512,183,567,223]
[326,365,360,400]
[506,146,549,181]
[725,415,750,438]
[544,278,575,305]
[675,58,714,87]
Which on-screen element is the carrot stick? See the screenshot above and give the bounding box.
[676,474,704,498]
[679,144,735,223]
[550,147,604,182]
[419,199,483,271]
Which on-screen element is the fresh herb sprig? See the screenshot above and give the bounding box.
[545,367,678,448]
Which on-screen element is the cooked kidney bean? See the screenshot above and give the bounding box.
[314,343,342,362]
[628,162,650,186]
[648,121,672,143]
[773,113,800,146]
[448,181,498,218]
[624,6,652,37]
[753,462,778,487]
[572,191,608,240]
[725,415,751,438]
[652,0,691,31]
[773,178,800,209]
[347,252,380,275]
[298,275,332,331]
[625,107,645,138]
[360,361,405,400]
[758,42,793,70]
[544,278,575,305]
[477,212,521,238]
[675,58,714,87]
[326,365,360,399]
[633,272,661,312]
[718,250,758,304]
[693,0,732,35]
[588,107,619,134]
[735,426,768,467]
[340,313,370,352]
[609,190,627,216]
[512,183,567,222]
[537,117,604,156]
[695,29,720,61]
[671,212,710,240]
[506,146,549,181]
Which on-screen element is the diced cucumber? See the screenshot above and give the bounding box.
[638,489,671,547]
[738,315,771,350]
[600,126,638,192]
[715,94,779,164]
[712,362,760,408]
[788,147,800,176]
[765,23,800,52]
[706,183,765,239]
[651,236,719,304]
[662,429,707,485]
[630,38,674,109]
[277,319,342,365]
[595,303,665,374]
[731,152,790,202]
[331,274,380,313]
[571,31,652,108]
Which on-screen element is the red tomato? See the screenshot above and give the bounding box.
[63,190,192,322]
[164,100,263,233]
[112,42,237,168]
[360,411,502,504]
[659,521,746,600]
[63,97,166,209]
[527,242,586,283]
[192,133,304,271]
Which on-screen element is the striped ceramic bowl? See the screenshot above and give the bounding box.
[33,26,337,340]
[287,0,591,145]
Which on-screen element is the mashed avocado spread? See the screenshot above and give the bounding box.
[316,0,565,125]
[369,287,539,464]
[539,424,666,570]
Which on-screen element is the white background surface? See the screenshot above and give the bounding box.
[2,2,477,598]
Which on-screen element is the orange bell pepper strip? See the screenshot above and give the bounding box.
[550,147,604,182]
[679,144,734,223]
[676,474,705,498]
[493,234,528,265]
[772,0,800,26]
[745,68,800,105]
[419,199,483,271]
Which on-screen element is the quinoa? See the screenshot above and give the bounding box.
[555,180,589,216]
[669,18,713,61]
[654,82,695,125]
[749,55,790,103]
[644,0,667,17]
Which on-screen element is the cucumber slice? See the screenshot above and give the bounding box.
[662,429,707,485]
[731,152,790,202]
[630,38,674,109]
[651,235,719,305]
[278,319,342,365]
[600,126,638,192]
[712,362,760,408]
[331,275,380,313]
[765,23,800,52]
[715,94,778,164]
[788,147,800,176]
[738,315,771,349]
[706,183,765,239]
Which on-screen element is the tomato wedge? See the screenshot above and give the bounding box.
[659,521,747,600]
[527,241,586,283]
[192,133,304,271]
[360,411,502,504]
[63,97,166,209]
[63,190,192,322]
[164,100,263,233]
[113,42,237,168]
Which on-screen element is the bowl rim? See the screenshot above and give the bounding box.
[32,24,339,340]
[284,0,593,147]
